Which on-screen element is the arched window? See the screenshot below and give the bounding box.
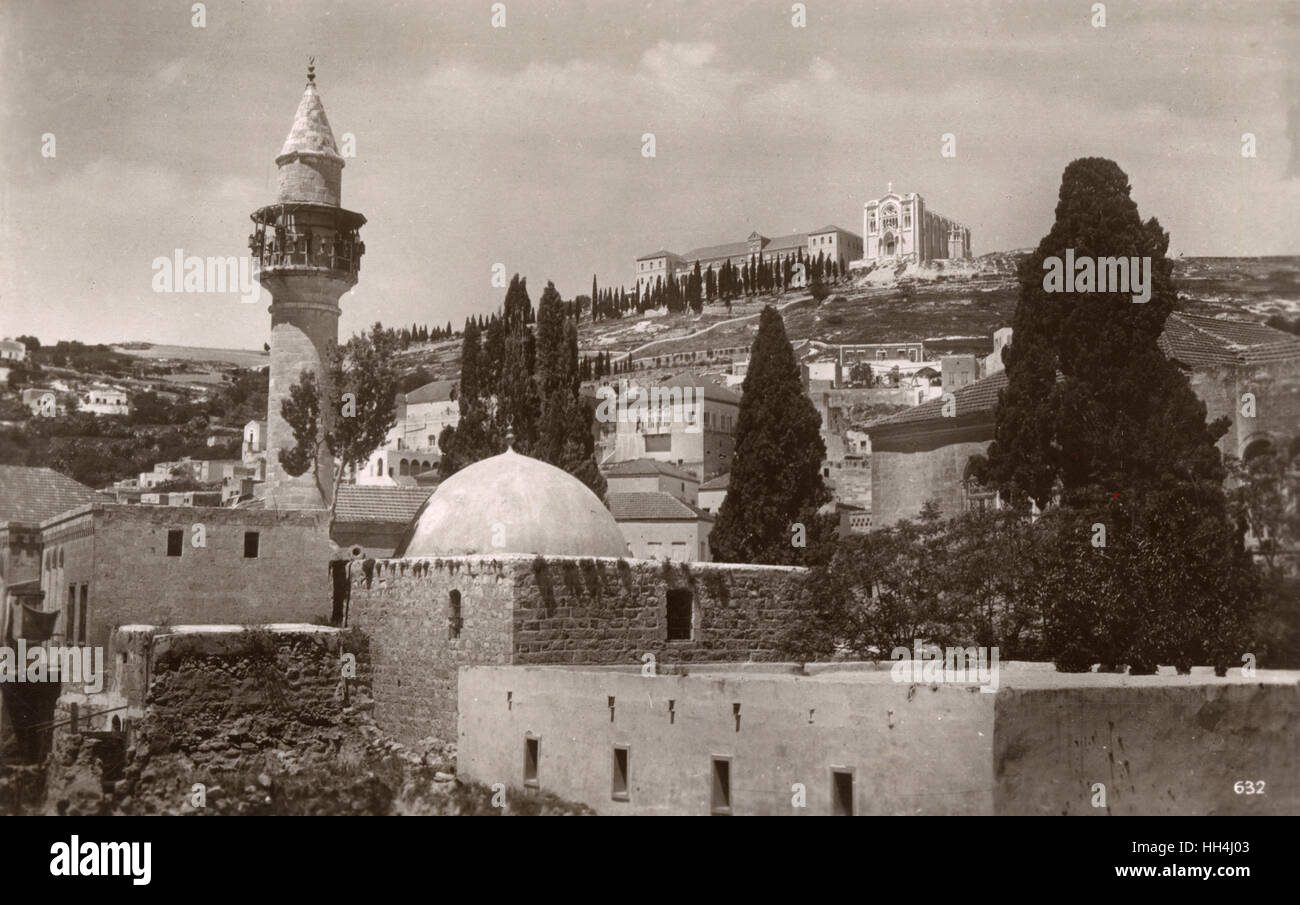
[1243,437,1274,463]
[882,205,898,231]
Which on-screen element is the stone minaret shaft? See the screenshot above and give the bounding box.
[249,63,365,509]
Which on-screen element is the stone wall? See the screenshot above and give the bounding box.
[514,558,806,665]
[346,558,516,743]
[1187,359,1300,460]
[458,664,995,815]
[870,422,992,526]
[459,663,1300,815]
[347,555,809,744]
[993,679,1300,815]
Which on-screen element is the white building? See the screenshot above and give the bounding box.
[78,386,130,416]
[0,339,26,362]
[860,187,970,265]
[391,380,459,453]
[983,327,1013,376]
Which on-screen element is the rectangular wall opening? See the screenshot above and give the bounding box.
[832,768,854,816]
[77,584,88,646]
[611,746,629,801]
[524,736,539,788]
[666,588,693,641]
[166,529,183,557]
[243,531,260,558]
[710,756,731,815]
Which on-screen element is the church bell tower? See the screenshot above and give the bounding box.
[249,62,365,509]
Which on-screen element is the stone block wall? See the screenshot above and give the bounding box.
[346,557,516,743]
[514,558,807,665]
[347,555,809,744]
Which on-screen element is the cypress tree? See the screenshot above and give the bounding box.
[535,281,606,496]
[710,306,829,564]
[987,157,1227,506]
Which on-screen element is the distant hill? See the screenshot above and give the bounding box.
[112,343,270,369]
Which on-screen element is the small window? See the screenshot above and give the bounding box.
[832,768,855,816]
[666,588,693,641]
[77,584,88,646]
[448,589,463,639]
[612,746,630,801]
[711,757,731,815]
[524,736,539,787]
[244,531,260,558]
[166,530,183,557]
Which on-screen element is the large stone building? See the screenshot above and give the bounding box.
[861,187,970,265]
[609,374,740,482]
[635,225,863,296]
[248,64,366,509]
[37,504,331,654]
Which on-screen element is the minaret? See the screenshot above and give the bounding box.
[249,62,365,509]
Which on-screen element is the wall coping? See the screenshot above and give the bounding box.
[368,552,808,574]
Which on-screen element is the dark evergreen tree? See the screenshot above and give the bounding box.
[710,306,829,564]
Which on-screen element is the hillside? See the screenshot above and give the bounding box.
[391,254,1300,384]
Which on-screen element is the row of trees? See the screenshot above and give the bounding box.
[436,275,605,496]
[396,322,457,347]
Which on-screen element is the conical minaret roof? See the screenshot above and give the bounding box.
[277,61,342,164]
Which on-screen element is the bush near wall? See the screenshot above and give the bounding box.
[782,498,1261,674]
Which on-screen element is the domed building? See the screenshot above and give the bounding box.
[397,448,628,558]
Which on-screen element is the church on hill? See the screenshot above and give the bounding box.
[861,185,971,265]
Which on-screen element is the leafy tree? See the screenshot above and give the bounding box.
[278,323,399,508]
[710,306,828,563]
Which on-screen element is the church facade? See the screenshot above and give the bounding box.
[862,188,970,265]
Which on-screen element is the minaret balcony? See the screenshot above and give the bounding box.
[249,201,366,281]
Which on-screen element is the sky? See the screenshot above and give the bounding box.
[1,0,1296,349]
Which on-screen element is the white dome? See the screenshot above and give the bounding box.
[399,449,627,558]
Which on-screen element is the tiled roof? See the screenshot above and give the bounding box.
[663,373,741,405]
[403,380,457,405]
[764,233,807,252]
[636,249,681,261]
[607,492,713,522]
[0,466,101,525]
[680,240,751,263]
[333,485,434,524]
[1159,313,1300,368]
[872,371,1009,429]
[603,458,700,482]
[808,225,861,238]
[699,472,729,491]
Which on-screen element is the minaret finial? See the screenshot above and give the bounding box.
[307,57,316,84]
[504,418,515,452]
